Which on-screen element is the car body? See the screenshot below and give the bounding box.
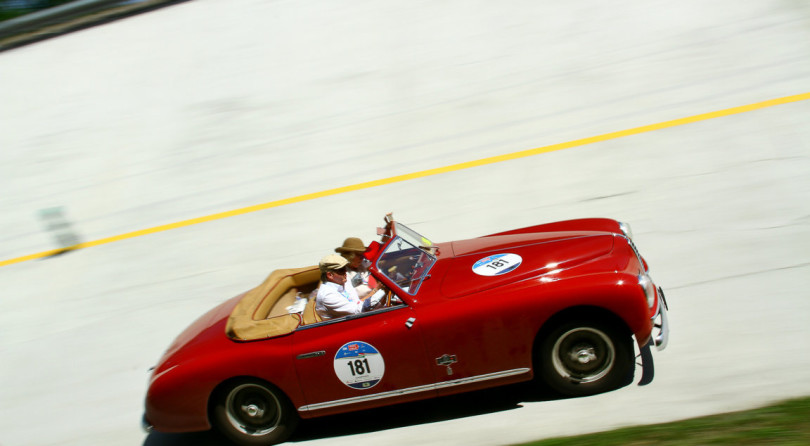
[143,214,669,445]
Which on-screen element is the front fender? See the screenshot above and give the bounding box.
[515,271,655,345]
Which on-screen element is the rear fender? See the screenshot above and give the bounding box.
[146,341,303,432]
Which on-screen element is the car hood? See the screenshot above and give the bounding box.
[439,232,615,298]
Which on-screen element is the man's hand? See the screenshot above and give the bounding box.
[360,283,383,301]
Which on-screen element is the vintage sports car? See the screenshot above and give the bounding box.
[143,214,669,445]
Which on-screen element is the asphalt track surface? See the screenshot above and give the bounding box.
[1,1,809,445]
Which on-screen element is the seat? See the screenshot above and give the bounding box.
[302,296,323,325]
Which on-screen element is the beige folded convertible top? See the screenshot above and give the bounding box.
[225,266,321,341]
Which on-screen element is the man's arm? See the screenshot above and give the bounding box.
[319,287,362,317]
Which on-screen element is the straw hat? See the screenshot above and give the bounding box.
[335,237,367,254]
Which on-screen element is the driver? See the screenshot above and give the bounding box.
[315,254,384,320]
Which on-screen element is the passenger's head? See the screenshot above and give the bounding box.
[319,254,349,285]
[335,237,367,269]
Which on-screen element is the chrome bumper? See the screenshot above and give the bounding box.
[653,286,669,351]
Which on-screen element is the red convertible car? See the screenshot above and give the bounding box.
[143,214,669,445]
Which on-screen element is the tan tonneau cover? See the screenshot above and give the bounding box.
[225,266,321,341]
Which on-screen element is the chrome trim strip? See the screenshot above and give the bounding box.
[296,305,407,331]
[297,368,530,412]
[620,234,646,273]
[433,368,529,390]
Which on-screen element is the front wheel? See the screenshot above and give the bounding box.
[537,319,633,397]
[211,379,299,446]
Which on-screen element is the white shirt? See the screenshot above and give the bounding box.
[315,281,362,320]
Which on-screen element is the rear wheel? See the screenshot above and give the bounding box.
[212,379,298,446]
[537,319,633,396]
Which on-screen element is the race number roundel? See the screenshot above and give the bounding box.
[472,253,522,276]
[334,341,385,390]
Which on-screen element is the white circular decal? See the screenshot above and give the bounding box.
[472,253,522,276]
[334,341,385,390]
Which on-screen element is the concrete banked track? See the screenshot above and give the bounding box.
[1,1,809,445]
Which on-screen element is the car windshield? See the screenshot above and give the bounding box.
[375,222,436,295]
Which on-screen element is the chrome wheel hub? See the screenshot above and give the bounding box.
[552,327,615,384]
[242,404,264,418]
[571,346,598,364]
[225,383,282,436]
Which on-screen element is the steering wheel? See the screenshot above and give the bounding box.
[409,252,428,291]
[366,274,395,308]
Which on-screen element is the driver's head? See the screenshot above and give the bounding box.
[335,237,367,269]
[319,254,349,285]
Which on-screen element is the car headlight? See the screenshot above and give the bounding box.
[638,273,655,308]
[619,221,633,240]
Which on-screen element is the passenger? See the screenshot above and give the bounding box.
[335,237,375,298]
[335,237,399,308]
[315,254,383,320]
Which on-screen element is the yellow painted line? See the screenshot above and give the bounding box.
[3,92,809,268]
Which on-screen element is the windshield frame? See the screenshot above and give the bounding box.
[374,222,437,295]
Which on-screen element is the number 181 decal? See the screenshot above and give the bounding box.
[334,341,385,389]
[472,253,522,276]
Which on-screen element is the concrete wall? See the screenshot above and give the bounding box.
[1,1,809,445]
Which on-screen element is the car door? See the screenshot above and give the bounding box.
[409,270,535,397]
[292,305,435,417]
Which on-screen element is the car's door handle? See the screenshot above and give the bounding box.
[296,351,326,360]
[405,317,416,329]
